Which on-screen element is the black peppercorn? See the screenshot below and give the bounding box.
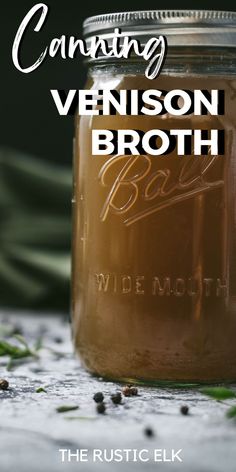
[97,402,106,414]
[93,392,104,403]
[54,336,63,344]
[0,379,9,390]
[122,385,138,397]
[122,385,132,396]
[144,427,154,438]
[180,405,189,415]
[130,386,138,396]
[122,386,130,396]
[111,392,122,404]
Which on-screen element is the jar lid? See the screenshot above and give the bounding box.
[83,10,236,48]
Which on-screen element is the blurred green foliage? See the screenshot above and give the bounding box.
[0,149,71,311]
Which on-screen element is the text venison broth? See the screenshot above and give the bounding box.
[50,89,224,156]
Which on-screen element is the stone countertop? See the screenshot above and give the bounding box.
[0,311,236,472]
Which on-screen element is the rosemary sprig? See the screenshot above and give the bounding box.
[56,405,79,413]
[200,387,236,401]
[0,332,40,370]
[226,406,236,419]
[200,386,236,418]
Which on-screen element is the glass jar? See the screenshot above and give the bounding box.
[72,10,236,383]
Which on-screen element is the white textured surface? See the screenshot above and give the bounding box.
[0,311,236,472]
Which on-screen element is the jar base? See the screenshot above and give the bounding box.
[89,371,236,388]
[77,351,236,387]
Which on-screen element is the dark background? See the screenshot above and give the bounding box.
[2,0,236,165]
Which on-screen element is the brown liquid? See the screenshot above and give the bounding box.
[72,74,236,382]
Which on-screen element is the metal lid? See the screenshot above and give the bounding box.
[83,10,236,48]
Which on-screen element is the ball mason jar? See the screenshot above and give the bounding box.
[72,11,236,383]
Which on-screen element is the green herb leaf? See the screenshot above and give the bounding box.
[6,359,14,371]
[13,334,29,348]
[0,338,37,360]
[226,406,236,418]
[56,405,79,413]
[34,337,43,351]
[36,387,47,393]
[200,387,236,400]
[0,339,31,359]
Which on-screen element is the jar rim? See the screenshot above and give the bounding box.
[83,10,236,48]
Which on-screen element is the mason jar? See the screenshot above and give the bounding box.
[72,10,236,383]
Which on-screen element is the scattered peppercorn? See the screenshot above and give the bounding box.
[54,336,63,344]
[0,379,9,390]
[144,427,154,438]
[111,392,122,404]
[180,405,189,415]
[93,392,104,403]
[122,385,132,396]
[97,402,106,414]
[122,385,138,397]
